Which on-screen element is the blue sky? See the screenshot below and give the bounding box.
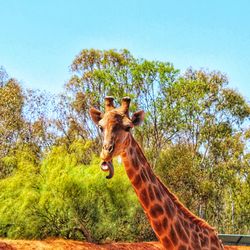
[1,0,250,100]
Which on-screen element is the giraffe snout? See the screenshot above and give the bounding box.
[101,142,115,161]
[102,143,114,154]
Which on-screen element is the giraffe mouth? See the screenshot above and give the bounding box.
[101,161,114,179]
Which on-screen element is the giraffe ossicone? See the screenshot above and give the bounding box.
[89,97,224,250]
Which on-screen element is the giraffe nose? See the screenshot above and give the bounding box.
[103,143,114,153]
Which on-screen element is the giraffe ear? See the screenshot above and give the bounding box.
[131,110,145,126]
[89,108,103,124]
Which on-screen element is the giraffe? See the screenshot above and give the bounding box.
[89,96,224,250]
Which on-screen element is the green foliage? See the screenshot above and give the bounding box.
[0,50,250,240]
[0,141,153,242]
[155,131,250,234]
[65,49,179,153]
[155,144,202,210]
[0,145,40,238]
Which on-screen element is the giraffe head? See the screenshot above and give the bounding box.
[89,96,144,179]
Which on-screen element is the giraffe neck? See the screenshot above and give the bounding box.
[120,135,224,250]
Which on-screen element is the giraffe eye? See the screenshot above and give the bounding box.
[124,126,131,132]
[98,125,103,132]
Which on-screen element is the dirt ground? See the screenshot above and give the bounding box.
[0,239,250,250]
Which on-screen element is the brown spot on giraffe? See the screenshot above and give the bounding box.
[148,185,155,201]
[180,219,190,237]
[200,234,209,248]
[150,174,157,184]
[152,220,163,236]
[170,225,178,246]
[140,168,148,182]
[126,168,135,179]
[132,174,142,189]
[89,96,224,250]
[149,203,164,218]
[131,155,139,170]
[162,217,168,229]
[175,220,189,244]
[129,147,134,155]
[191,231,201,249]
[154,184,163,201]
[164,199,175,219]
[139,188,150,209]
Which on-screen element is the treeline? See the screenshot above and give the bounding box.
[0,49,250,241]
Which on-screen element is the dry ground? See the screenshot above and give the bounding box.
[0,239,250,250]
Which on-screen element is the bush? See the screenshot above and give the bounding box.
[0,141,154,242]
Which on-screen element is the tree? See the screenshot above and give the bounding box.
[155,68,250,232]
[65,49,179,158]
[66,52,250,231]
[0,67,25,177]
[0,68,56,177]
[1,50,250,238]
